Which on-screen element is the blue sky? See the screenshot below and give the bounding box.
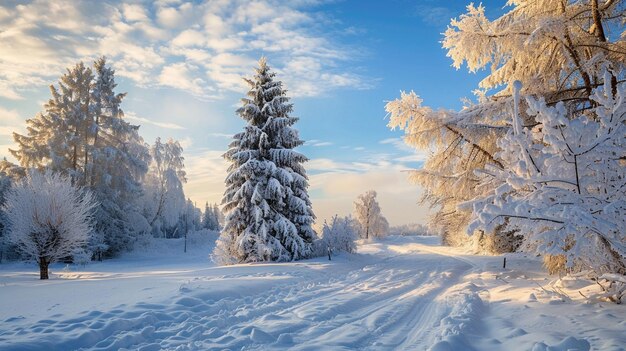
[0,0,506,225]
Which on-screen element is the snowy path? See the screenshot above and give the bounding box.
[1,236,624,350]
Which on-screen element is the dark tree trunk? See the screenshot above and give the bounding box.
[39,259,49,280]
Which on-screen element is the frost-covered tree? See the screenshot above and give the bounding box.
[354,190,389,239]
[217,57,315,264]
[320,215,358,254]
[0,160,25,262]
[12,62,94,181]
[213,203,223,230]
[175,198,202,238]
[387,0,626,248]
[465,78,626,275]
[202,202,221,231]
[3,172,96,279]
[143,137,187,238]
[10,58,149,256]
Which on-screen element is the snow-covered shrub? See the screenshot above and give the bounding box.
[466,76,626,276]
[471,223,523,255]
[212,233,237,265]
[354,190,389,239]
[3,172,97,279]
[71,248,92,266]
[320,215,358,255]
[597,274,626,304]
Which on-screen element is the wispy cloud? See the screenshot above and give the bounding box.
[306,139,333,147]
[380,137,428,163]
[208,132,234,139]
[0,106,25,159]
[125,111,186,130]
[0,0,370,100]
[414,2,455,28]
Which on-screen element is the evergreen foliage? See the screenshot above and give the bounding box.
[216,57,315,264]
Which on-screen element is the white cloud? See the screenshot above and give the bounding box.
[158,62,211,98]
[125,111,186,130]
[380,137,428,163]
[208,132,234,139]
[306,139,332,147]
[0,0,370,100]
[0,106,26,159]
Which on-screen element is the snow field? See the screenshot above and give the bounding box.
[0,236,624,350]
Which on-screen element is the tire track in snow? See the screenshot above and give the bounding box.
[0,238,481,351]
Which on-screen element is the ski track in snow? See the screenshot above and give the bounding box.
[0,236,623,350]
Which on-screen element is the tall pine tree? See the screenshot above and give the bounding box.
[217,57,315,264]
[10,57,149,256]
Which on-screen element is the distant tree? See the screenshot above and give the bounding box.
[0,160,25,262]
[216,57,315,264]
[143,137,187,238]
[202,202,214,230]
[176,198,202,238]
[202,202,221,231]
[10,58,149,256]
[212,203,223,230]
[3,172,96,279]
[354,190,389,239]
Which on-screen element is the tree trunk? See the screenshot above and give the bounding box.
[39,258,49,280]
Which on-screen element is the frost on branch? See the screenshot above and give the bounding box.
[3,172,97,279]
[466,76,626,276]
[387,0,626,250]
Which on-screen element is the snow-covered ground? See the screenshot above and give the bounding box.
[1,236,624,351]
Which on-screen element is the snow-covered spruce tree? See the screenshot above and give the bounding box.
[216,57,315,264]
[212,203,223,230]
[202,202,215,230]
[143,137,187,238]
[387,0,626,249]
[202,202,221,231]
[10,58,149,256]
[354,190,389,240]
[465,77,626,276]
[3,172,96,279]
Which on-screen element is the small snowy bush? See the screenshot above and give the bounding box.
[212,233,237,265]
[319,215,358,256]
[3,172,96,279]
[71,248,93,267]
[597,274,626,304]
